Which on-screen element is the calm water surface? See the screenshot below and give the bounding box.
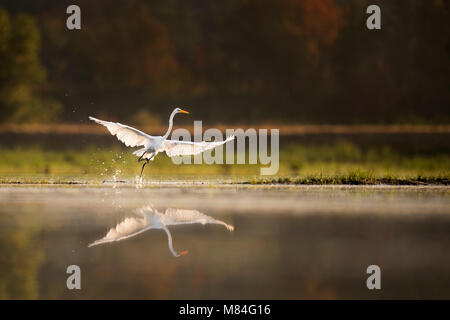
[0,185,449,299]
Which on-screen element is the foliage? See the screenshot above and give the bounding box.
[0,6,60,123]
[0,142,448,185]
[0,1,449,124]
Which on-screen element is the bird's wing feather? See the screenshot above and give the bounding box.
[89,116,156,148]
[163,208,234,231]
[88,216,152,247]
[162,135,235,157]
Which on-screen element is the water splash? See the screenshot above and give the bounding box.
[135,175,143,188]
[113,169,122,182]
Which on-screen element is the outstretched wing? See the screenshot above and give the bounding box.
[162,208,234,231]
[162,135,235,157]
[88,216,152,247]
[89,116,157,148]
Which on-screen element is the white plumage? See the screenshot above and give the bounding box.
[88,205,234,257]
[89,108,235,177]
[162,135,235,157]
[88,117,156,148]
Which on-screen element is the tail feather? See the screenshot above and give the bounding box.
[133,148,146,157]
[133,148,156,160]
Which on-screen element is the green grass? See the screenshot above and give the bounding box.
[245,172,449,185]
[0,141,448,185]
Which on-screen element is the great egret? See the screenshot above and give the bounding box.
[89,108,235,177]
[88,205,234,257]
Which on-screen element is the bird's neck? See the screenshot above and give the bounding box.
[163,110,177,139]
[162,224,179,257]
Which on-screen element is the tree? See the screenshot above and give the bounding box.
[0,6,60,123]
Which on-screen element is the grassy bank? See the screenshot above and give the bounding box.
[246,173,449,185]
[0,141,448,185]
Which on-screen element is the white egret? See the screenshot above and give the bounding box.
[89,108,235,177]
[88,205,234,257]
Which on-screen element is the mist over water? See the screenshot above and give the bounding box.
[0,185,449,299]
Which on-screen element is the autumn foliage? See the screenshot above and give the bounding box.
[0,0,449,124]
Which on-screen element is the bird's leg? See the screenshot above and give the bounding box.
[139,160,148,178]
[138,154,144,162]
[139,153,155,178]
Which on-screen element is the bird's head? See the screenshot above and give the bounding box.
[174,107,189,115]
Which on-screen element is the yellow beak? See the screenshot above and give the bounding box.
[179,109,189,114]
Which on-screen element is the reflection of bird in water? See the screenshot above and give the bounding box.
[89,108,235,178]
[88,205,234,257]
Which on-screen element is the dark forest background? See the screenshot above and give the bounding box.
[0,0,449,124]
